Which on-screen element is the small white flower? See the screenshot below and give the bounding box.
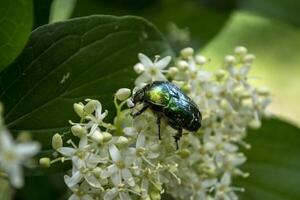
[102,145,135,187]
[84,100,113,131]
[64,167,102,189]
[135,53,171,86]
[104,183,131,200]
[57,136,105,169]
[0,130,40,188]
[68,181,94,200]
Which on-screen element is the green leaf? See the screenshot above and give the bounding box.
[72,0,231,50]
[203,11,300,125]
[236,118,300,200]
[0,15,172,150]
[49,0,77,23]
[239,0,300,26]
[0,0,33,71]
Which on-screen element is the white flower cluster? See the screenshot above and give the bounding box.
[0,103,40,188]
[49,46,271,200]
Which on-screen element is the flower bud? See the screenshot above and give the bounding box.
[115,88,131,101]
[233,87,244,97]
[182,83,191,93]
[180,47,194,59]
[83,100,98,114]
[91,130,103,143]
[150,191,161,200]
[92,167,102,178]
[71,124,87,137]
[116,136,129,147]
[195,55,207,65]
[167,67,178,77]
[248,119,261,129]
[17,131,32,142]
[215,69,226,81]
[177,60,189,70]
[220,99,230,110]
[52,133,63,149]
[73,103,84,117]
[134,63,145,74]
[243,54,255,64]
[234,46,247,56]
[177,149,191,159]
[102,132,112,142]
[39,157,51,168]
[123,127,138,137]
[224,55,236,66]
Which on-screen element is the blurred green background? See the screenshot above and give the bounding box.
[1,0,300,199]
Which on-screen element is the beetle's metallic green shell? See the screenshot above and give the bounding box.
[142,81,201,131]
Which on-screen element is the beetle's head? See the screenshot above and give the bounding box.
[131,87,145,106]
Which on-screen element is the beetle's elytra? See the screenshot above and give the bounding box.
[131,81,202,149]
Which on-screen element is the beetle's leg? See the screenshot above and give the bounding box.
[131,105,149,118]
[173,129,182,150]
[157,115,162,140]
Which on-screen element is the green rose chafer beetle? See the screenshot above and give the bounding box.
[131,81,202,149]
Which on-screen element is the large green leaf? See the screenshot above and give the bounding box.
[0,15,172,149]
[0,0,33,71]
[203,11,300,125]
[72,0,231,50]
[237,118,300,199]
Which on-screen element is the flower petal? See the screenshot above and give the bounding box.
[138,53,153,68]
[101,164,118,178]
[119,192,131,200]
[109,145,121,162]
[141,178,149,190]
[135,73,151,86]
[0,130,14,150]
[220,172,231,186]
[136,133,145,148]
[121,168,135,187]
[84,173,101,188]
[82,194,94,200]
[79,135,88,149]
[153,72,167,82]
[111,171,122,186]
[147,152,159,159]
[86,153,106,165]
[64,171,83,188]
[69,194,80,200]
[8,165,23,188]
[15,143,40,158]
[57,147,76,156]
[104,188,118,200]
[123,127,138,137]
[155,56,171,69]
